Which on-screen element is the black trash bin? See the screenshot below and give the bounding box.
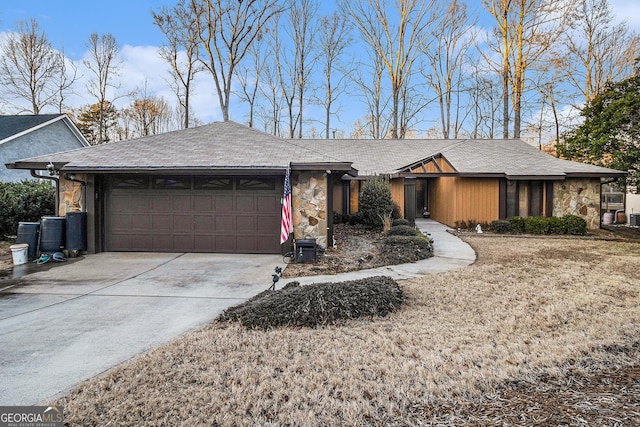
[16,221,40,259]
[66,212,87,251]
[39,216,66,253]
[294,239,317,263]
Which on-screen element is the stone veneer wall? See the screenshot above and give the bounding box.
[58,174,87,215]
[291,171,328,249]
[553,178,601,229]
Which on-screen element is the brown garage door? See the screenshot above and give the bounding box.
[106,175,281,253]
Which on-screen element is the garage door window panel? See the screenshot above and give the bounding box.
[153,176,191,189]
[195,177,232,190]
[238,178,275,190]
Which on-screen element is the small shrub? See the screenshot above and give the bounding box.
[359,176,394,228]
[524,216,549,234]
[0,180,56,238]
[392,202,402,220]
[348,212,363,225]
[563,214,587,235]
[392,218,410,227]
[490,220,512,233]
[217,276,404,329]
[547,216,566,234]
[380,235,433,265]
[509,216,526,233]
[387,225,418,236]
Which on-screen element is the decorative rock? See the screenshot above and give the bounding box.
[309,216,319,226]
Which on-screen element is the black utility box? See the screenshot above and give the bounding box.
[294,239,317,263]
[630,213,640,226]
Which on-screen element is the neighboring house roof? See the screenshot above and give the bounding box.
[7,120,625,179]
[293,137,625,179]
[7,120,353,173]
[0,114,89,147]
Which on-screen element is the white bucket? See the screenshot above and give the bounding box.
[10,243,29,266]
[603,212,614,225]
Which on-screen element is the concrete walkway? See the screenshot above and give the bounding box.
[282,219,476,286]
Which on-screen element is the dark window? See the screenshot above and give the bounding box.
[111,176,149,189]
[529,181,543,217]
[503,180,545,218]
[194,177,233,190]
[153,176,191,189]
[237,178,275,191]
[506,181,518,218]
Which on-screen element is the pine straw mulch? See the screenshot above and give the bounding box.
[54,236,640,426]
[281,223,433,278]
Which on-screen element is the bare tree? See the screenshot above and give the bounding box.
[257,56,284,136]
[339,0,438,139]
[123,96,172,137]
[235,42,264,128]
[0,19,63,114]
[351,53,390,139]
[317,11,352,139]
[564,0,640,106]
[269,13,298,137]
[153,0,202,129]
[84,33,121,144]
[290,0,319,138]
[483,0,567,138]
[190,0,284,121]
[422,0,476,138]
[53,47,79,113]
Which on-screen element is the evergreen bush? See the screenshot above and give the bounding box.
[392,218,410,227]
[0,180,55,238]
[387,225,418,236]
[563,215,588,235]
[490,220,512,233]
[359,176,394,227]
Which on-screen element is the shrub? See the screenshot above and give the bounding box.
[392,218,410,227]
[217,276,404,329]
[0,180,56,238]
[387,225,418,236]
[509,216,526,233]
[563,214,587,235]
[347,212,363,225]
[524,216,549,234]
[547,216,566,234]
[379,235,433,265]
[490,220,512,233]
[359,176,394,227]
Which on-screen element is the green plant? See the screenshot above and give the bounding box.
[490,220,512,233]
[392,218,410,227]
[547,216,566,234]
[509,216,526,233]
[217,276,404,329]
[0,180,56,238]
[359,176,394,228]
[563,215,587,235]
[348,212,363,225]
[524,216,549,234]
[380,235,433,264]
[387,225,418,236]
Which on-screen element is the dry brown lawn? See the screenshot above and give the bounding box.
[55,236,640,426]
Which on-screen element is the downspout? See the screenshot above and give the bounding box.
[31,169,60,215]
[63,173,87,212]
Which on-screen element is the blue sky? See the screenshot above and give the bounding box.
[1,1,640,136]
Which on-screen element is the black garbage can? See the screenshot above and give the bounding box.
[66,212,87,251]
[39,216,66,253]
[294,239,317,263]
[16,221,40,259]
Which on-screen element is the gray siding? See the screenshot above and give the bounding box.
[1,120,85,182]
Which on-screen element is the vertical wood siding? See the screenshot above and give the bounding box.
[430,177,500,226]
[391,178,405,217]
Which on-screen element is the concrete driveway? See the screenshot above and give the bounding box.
[0,252,281,405]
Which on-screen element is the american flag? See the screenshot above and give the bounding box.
[280,167,292,244]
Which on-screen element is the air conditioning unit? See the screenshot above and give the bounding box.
[630,214,640,226]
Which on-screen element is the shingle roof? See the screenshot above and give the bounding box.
[0,114,65,142]
[293,137,625,178]
[8,120,625,178]
[11,121,351,172]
